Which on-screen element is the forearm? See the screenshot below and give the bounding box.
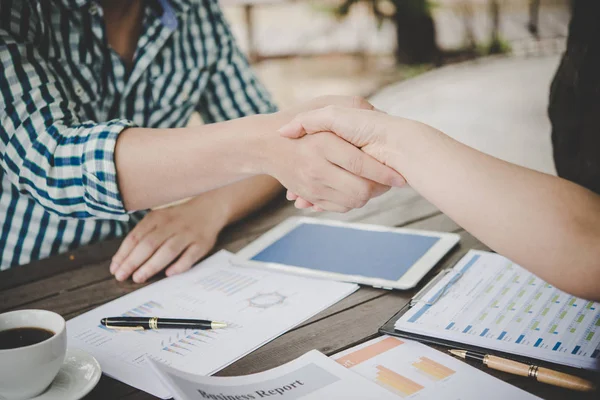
[385,117,600,299]
[186,175,283,229]
[115,113,285,211]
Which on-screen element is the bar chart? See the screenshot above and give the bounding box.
[412,357,455,381]
[335,336,403,368]
[194,269,258,296]
[334,336,536,399]
[123,300,163,316]
[375,365,424,397]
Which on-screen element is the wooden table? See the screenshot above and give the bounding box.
[1,188,597,399]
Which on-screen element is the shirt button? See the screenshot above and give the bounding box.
[75,86,84,96]
[89,4,98,15]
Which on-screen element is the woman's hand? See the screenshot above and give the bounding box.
[279,105,396,164]
[110,198,227,283]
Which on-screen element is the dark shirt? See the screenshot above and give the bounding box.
[549,0,600,194]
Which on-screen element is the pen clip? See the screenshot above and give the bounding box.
[411,270,465,307]
[410,269,452,307]
[104,323,145,331]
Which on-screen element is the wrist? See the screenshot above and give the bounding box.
[380,116,441,175]
[184,193,230,231]
[370,113,407,169]
[245,112,288,176]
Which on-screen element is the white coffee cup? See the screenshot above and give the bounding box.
[0,310,67,400]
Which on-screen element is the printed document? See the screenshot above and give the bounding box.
[333,335,539,399]
[149,350,397,400]
[67,250,358,398]
[395,250,600,370]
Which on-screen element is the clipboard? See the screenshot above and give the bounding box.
[378,264,598,379]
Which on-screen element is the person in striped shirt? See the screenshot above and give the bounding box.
[0,0,403,281]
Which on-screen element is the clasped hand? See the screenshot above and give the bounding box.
[278,104,401,209]
[261,96,404,213]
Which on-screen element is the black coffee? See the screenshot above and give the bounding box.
[0,327,54,350]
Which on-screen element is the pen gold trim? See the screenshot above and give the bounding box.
[449,350,596,392]
[104,323,145,331]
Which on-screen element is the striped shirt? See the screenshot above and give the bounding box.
[0,0,276,270]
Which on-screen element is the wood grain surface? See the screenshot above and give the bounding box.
[1,188,597,399]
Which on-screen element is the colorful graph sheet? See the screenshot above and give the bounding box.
[395,251,600,370]
[67,250,358,398]
[333,336,538,399]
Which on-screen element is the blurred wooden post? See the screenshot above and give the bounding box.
[528,0,541,37]
[392,0,439,65]
[489,0,502,53]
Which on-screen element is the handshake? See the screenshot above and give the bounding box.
[259,95,407,213]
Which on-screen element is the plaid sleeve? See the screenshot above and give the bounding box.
[196,0,278,123]
[0,28,134,220]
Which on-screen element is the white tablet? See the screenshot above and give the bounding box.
[234,217,460,290]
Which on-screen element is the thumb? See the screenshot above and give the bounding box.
[278,119,307,139]
[279,106,376,148]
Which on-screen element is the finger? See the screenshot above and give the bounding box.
[132,236,190,283]
[278,119,306,139]
[372,183,391,198]
[165,244,210,277]
[313,161,391,210]
[290,196,320,211]
[312,198,351,213]
[324,134,405,187]
[286,190,299,201]
[111,218,158,274]
[297,145,379,211]
[280,97,375,139]
[305,165,373,211]
[294,197,313,209]
[318,182,369,211]
[114,229,173,281]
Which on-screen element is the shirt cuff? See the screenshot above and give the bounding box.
[81,119,136,219]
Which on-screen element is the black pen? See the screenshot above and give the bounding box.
[100,317,227,331]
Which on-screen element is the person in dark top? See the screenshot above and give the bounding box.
[549,0,600,195]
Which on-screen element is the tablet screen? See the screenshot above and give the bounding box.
[251,223,440,281]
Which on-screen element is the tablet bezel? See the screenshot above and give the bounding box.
[233,217,460,290]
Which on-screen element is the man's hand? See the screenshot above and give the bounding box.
[279,105,394,162]
[110,199,226,283]
[276,105,403,210]
[260,97,405,213]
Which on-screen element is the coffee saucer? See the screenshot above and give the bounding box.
[31,348,102,400]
